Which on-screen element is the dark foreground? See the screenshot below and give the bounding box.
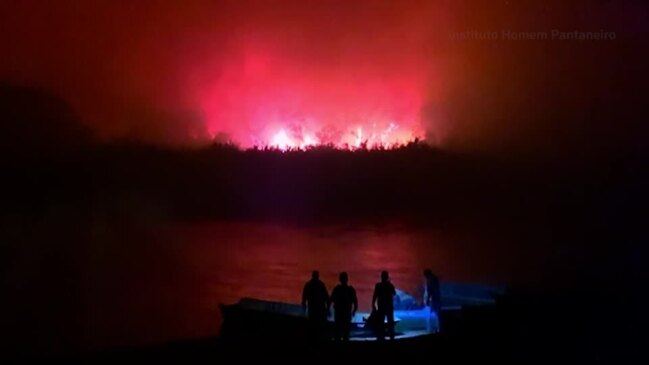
[26,288,643,364]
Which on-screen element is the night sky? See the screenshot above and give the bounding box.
[1,0,646,153]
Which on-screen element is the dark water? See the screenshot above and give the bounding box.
[85,221,459,349]
[2,216,567,355]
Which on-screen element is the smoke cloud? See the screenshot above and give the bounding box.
[1,1,646,154]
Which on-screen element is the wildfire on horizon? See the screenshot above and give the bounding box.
[263,122,422,151]
[198,47,431,151]
[1,1,639,154]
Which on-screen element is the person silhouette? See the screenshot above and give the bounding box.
[372,270,396,340]
[423,269,442,333]
[329,272,358,341]
[301,270,329,343]
[423,269,441,314]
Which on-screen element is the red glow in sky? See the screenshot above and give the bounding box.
[183,2,438,149]
[0,0,446,148]
[196,41,428,149]
[0,1,644,153]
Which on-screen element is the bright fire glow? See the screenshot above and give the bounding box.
[271,130,292,150]
[264,122,421,151]
[195,24,434,150]
[271,129,321,151]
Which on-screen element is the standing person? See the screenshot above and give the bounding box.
[372,271,396,340]
[423,269,442,314]
[302,270,329,343]
[329,272,358,341]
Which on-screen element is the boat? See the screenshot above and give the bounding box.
[219,282,504,342]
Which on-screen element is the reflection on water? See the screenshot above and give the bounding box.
[85,221,457,350]
[5,219,521,354]
[176,222,451,338]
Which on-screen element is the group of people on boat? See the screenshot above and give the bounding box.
[301,269,441,342]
